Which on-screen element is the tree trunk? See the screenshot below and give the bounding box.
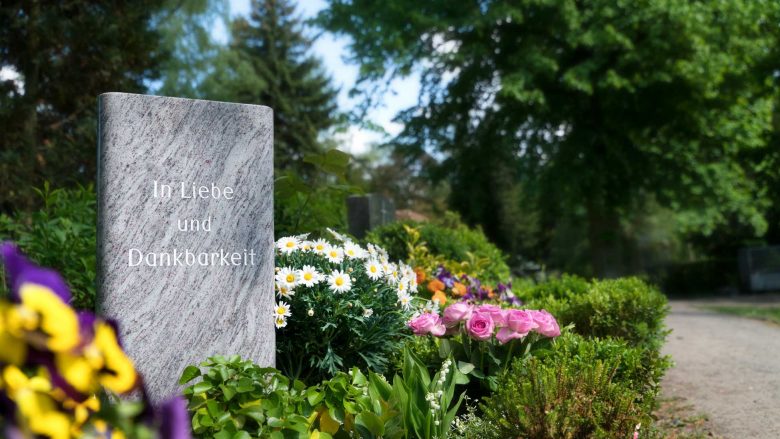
[586,198,622,278]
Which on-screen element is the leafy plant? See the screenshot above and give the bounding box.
[181,351,467,439]
[181,355,402,439]
[275,149,361,238]
[480,337,653,439]
[0,183,96,309]
[366,212,511,285]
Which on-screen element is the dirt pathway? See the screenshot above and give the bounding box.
[661,301,780,438]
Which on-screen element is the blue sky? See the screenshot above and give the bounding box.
[220,0,421,155]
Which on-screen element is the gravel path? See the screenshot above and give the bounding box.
[662,301,780,438]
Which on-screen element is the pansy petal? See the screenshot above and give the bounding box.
[158,396,193,439]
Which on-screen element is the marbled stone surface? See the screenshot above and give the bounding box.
[97,93,274,402]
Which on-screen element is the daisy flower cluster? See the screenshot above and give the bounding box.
[273,231,423,380]
[273,233,418,329]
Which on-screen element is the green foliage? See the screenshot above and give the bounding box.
[478,334,656,439]
[319,0,780,275]
[274,236,409,383]
[367,212,510,284]
[0,184,96,309]
[181,355,403,438]
[391,348,467,439]
[0,1,165,211]
[181,351,467,438]
[275,149,360,238]
[523,276,669,351]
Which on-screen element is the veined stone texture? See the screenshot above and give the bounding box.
[97,93,274,402]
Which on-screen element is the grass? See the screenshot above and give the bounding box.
[702,305,780,325]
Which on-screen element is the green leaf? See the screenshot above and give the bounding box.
[355,412,384,437]
[179,365,201,384]
[192,381,213,394]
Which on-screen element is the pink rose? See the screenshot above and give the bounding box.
[442,302,473,327]
[408,313,446,337]
[505,309,537,336]
[495,327,524,344]
[475,304,507,327]
[466,312,495,341]
[529,309,561,337]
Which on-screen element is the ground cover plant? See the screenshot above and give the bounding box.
[702,304,780,325]
[181,348,468,439]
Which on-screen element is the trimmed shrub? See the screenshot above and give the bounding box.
[0,184,96,309]
[523,276,669,351]
[367,212,510,284]
[477,333,657,439]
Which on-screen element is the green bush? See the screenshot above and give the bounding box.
[366,212,510,284]
[523,277,669,351]
[0,184,96,309]
[478,333,655,439]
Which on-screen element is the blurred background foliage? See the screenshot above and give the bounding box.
[2,0,780,293]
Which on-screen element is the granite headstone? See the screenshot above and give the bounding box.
[97,93,274,401]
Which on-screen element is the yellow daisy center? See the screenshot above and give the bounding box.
[286,241,295,248]
[370,266,377,273]
[335,277,344,286]
[304,273,313,281]
[276,308,286,315]
[286,274,295,283]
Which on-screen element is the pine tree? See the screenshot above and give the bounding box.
[201,0,341,172]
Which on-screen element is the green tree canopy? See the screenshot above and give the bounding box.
[0,1,166,211]
[319,0,779,274]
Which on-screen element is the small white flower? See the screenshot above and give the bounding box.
[311,239,329,255]
[300,240,314,252]
[328,270,352,293]
[274,301,292,317]
[307,308,315,317]
[363,308,374,318]
[386,263,401,285]
[276,236,300,254]
[274,316,288,329]
[325,246,344,264]
[397,279,409,295]
[275,267,298,289]
[276,283,295,299]
[367,243,378,257]
[298,265,321,287]
[326,227,348,242]
[365,259,383,280]
[398,293,412,310]
[344,241,367,259]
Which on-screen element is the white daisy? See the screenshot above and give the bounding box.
[397,293,412,310]
[276,283,295,299]
[276,236,300,254]
[397,278,409,295]
[326,227,348,242]
[386,263,401,285]
[300,240,314,252]
[298,265,321,287]
[275,267,298,289]
[274,301,291,318]
[325,246,344,264]
[274,316,288,329]
[365,259,383,281]
[343,241,367,259]
[367,243,378,257]
[311,239,329,255]
[327,270,352,293]
[363,308,374,318]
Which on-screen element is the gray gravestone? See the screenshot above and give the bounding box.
[97,93,274,401]
[347,194,396,239]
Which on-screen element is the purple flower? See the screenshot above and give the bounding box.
[158,396,193,439]
[1,243,71,303]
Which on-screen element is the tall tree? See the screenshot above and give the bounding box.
[0,1,166,211]
[320,0,778,275]
[200,0,342,173]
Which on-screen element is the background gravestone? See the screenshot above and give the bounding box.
[346,194,396,239]
[97,93,274,401]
